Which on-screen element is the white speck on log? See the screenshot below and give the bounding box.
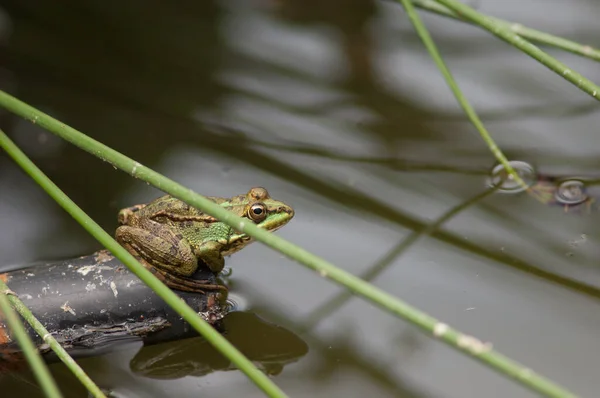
[77,265,96,276]
[60,301,76,316]
[85,282,97,292]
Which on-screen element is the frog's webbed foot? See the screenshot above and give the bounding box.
[151,268,228,294]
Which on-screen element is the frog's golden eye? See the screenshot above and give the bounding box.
[248,203,267,223]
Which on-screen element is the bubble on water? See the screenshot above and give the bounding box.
[487,161,537,194]
[554,180,588,205]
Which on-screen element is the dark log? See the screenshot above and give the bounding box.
[0,250,227,372]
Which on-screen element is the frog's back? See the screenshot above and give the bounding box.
[142,195,222,218]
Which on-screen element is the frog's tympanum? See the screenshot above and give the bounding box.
[116,187,294,293]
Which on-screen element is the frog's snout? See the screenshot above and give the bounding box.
[286,206,295,220]
[278,204,294,221]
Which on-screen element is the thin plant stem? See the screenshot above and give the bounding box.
[302,187,498,331]
[394,0,528,190]
[431,0,600,100]
[0,91,579,398]
[0,291,63,398]
[0,129,288,398]
[0,280,107,398]
[409,0,600,62]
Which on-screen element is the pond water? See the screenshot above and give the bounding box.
[1,1,600,397]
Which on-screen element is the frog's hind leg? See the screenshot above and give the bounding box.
[116,220,226,294]
[115,220,198,277]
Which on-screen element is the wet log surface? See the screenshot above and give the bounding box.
[0,250,227,372]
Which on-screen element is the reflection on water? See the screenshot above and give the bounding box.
[1,0,600,397]
[131,312,308,380]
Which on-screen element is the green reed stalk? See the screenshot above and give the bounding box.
[302,187,498,330]
[395,0,529,190]
[0,291,63,398]
[409,0,600,62]
[432,0,600,100]
[0,90,579,398]
[0,279,107,398]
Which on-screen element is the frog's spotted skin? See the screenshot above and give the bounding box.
[115,187,294,293]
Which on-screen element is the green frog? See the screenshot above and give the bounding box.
[115,187,294,293]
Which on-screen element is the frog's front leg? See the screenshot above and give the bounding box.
[115,218,198,277]
[195,241,226,274]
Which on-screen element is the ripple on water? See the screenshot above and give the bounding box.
[487,160,537,194]
[554,180,588,205]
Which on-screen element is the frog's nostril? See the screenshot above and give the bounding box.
[286,207,295,219]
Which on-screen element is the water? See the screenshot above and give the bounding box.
[1,0,600,397]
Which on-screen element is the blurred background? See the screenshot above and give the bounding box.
[1,0,600,397]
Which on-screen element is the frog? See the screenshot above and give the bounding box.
[115,187,294,293]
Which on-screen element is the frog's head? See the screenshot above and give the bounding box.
[222,187,294,253]
[241,187,294,232]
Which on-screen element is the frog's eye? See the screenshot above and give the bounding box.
[248,203,267,223]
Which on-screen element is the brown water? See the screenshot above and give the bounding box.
[1,0,600,397]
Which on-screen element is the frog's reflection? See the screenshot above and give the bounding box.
[129,311,309,379]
